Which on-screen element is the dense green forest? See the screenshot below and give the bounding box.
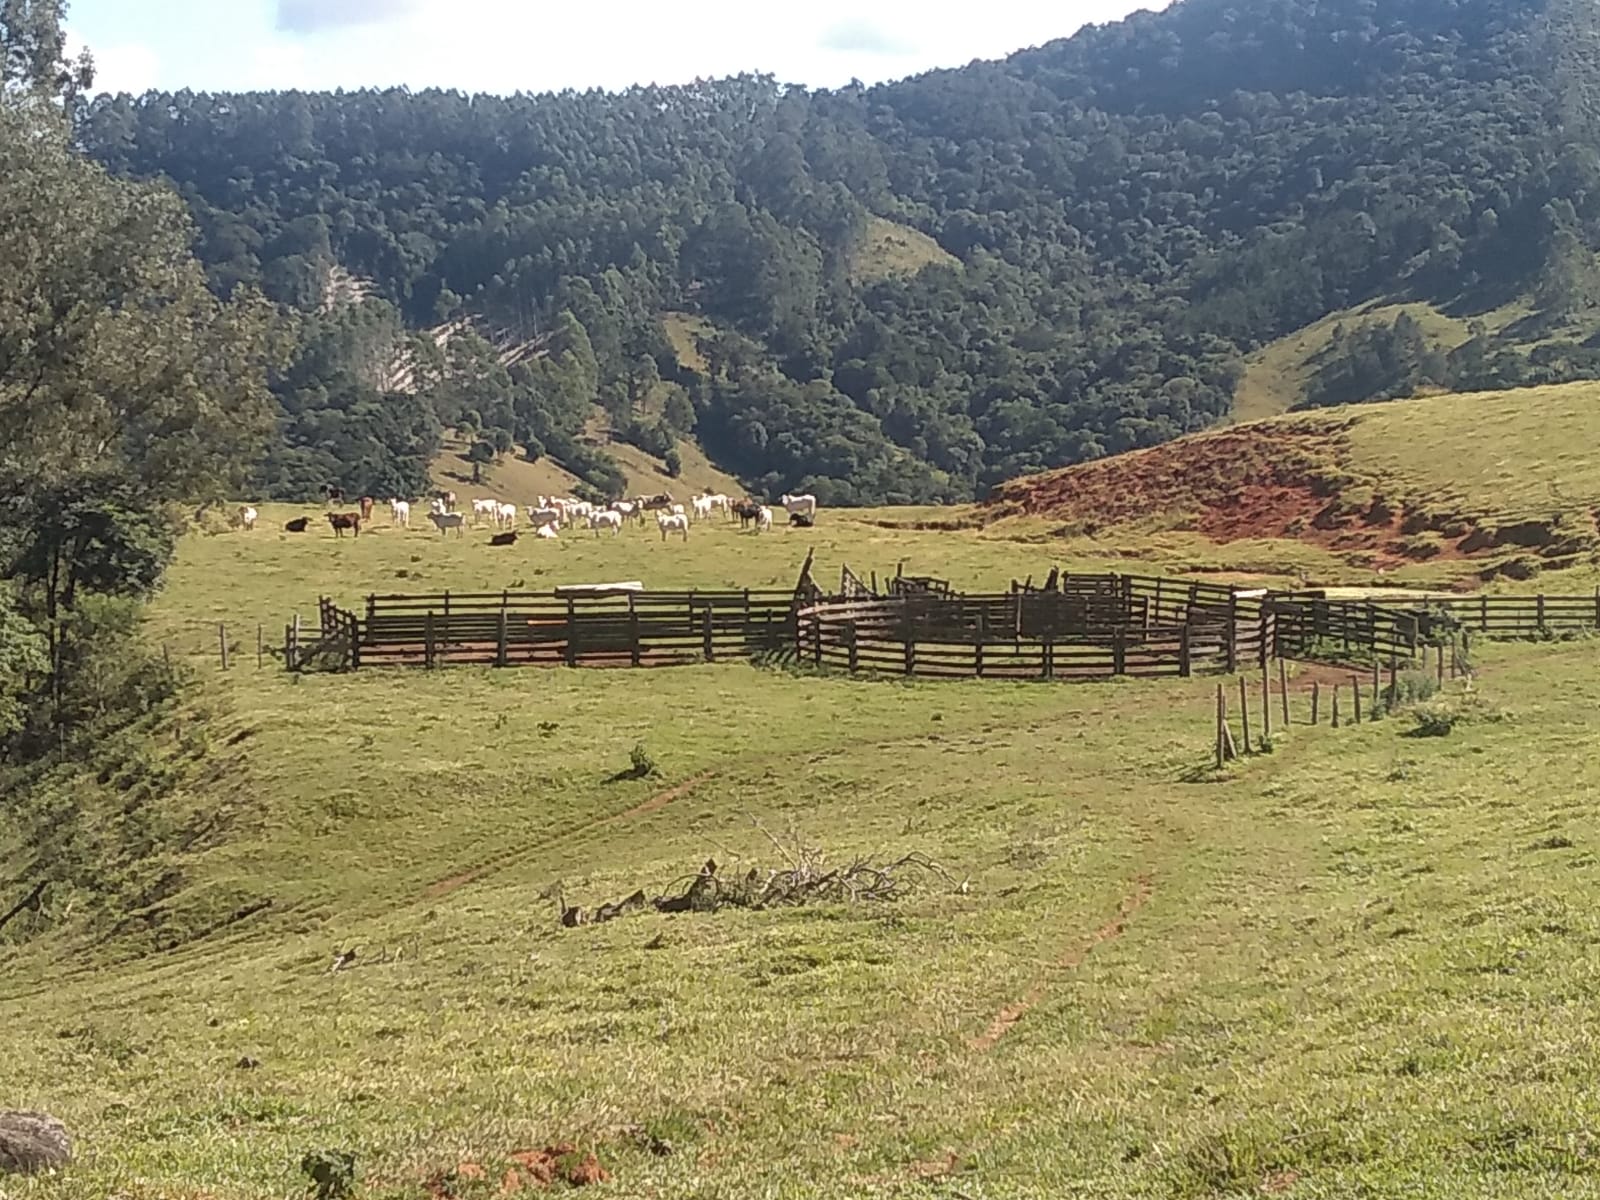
[78,0,1600,502]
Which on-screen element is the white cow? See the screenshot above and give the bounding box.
[657,512,690,541]
[706,493,732,518]
[495,502,518,529]
[237,505,258,531]
[781,493,817,520]
[535,521,560,540]
[428,511,467,537]
[471,498,499,525]
[611,500,640,522]
[755,505,774,532]
[691,495,715,522]
[589,510,624,537]
[389,499,411,528]
[527,505,563,528]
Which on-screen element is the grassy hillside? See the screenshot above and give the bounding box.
[993,381,1600,585]
[6,507,1600,1197]
[848,216,960,284]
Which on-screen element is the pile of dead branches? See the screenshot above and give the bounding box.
[554,822,965,928]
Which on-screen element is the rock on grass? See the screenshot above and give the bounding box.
[0,1111,71,1175]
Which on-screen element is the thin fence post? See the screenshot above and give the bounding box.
[846,621,859,673]
[496,609,509,668]
[1437,644,1445,687]
[1278,657,1289,726]
[1312,681,1320,726]
[1225,593,1238,673]
[813,612,823,667]
[1537,592,1546,632]
[1113,625,1126,677]
[219,623,229,671]
[425,611,436,669]
[1372,660,1381,712]
[1179,626,1192,677]
[1331,684,1340,729]
[1261,670,1272,742]
[975,608,987,678]
[1351,674,1362,723]
[629,594,641,667]
[1042,634,1054,681]
[1480,593,1488,632]
[703,606,715,663]
[1215,682,1225,770]
[1389,658,1399,711]
[565,597,577,667]
[1238,675,1251,754]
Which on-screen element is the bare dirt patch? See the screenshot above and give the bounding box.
[424,1144,609,1196]
[972,875,1153,1052]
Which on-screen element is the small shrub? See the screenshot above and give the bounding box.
[629,742,657,778]
[1409,701,1457,737]
[300,1149,358,1200]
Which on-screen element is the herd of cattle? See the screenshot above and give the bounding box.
[234,489,819,546]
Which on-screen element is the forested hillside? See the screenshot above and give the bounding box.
[79,0,1600,503]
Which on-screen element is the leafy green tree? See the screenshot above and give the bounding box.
[663,447,683,478]
[466,439,495,484]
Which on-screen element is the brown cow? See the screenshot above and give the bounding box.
[284,516,311,533]
[327,512,361,538]
[359,496,375,521]
[322,484,344,506]
[489,530,519,546]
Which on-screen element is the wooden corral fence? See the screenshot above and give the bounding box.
[296,589,797,670]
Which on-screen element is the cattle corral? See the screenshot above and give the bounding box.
[278,552,1600,682]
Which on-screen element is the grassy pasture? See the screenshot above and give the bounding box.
[5,507,1600,1197]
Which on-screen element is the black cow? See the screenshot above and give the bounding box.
[284,517,311,533]
[489,530,519,546]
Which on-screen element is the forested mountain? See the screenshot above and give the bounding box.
[78,0,1600,503]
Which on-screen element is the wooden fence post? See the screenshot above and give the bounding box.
[1258,608,1270,672]
[846,621,859,673]
[629,594,641,667]
[1225,593,1238,673]
[1278,657,1289,726]
[281,627,291,672]
[1312,681,1320,726]
[702,606,715,663]
[1042,634,1054,681]
[565,597,577,667]
[425,611,436,669]
[1215,682,1225,769]
[1113,625,1126,676]
[496,609,509,668]
[1261,670,1272,741]
[812,612,823,667]
[1331,684,1340,729]
[1238,675,1251,754]
[975,608,987,678]
[347,612,361,670]
[1371,661,1381,711]
[218,623,229,670]
[1480,593,1488,632]
[1179,626,1192,678]
[1351,674,1362,723]
[1437,644,1445,687]
[1537,592,1546,631]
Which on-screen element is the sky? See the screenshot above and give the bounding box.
[65,0,1172,97]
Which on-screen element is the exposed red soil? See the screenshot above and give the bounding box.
[972,875,1153,1052]
[985,421,1589,574]
[424,1145,608,1197]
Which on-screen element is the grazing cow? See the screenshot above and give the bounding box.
[327,512,362,538]
[489,530,519,547]
[527,505,562,528]
[428,510,466,536]
[732,499,763,528]
[237,505,258,531]
[589,509,624,537]
[359,496,375,522]
[535,521,560,540]
[789,512,815,528]
[611,500,640,524]
[471,498,499,524]
[284,516,311,533]
[389,499,411,528]
[640,492,675,512]
[495,502,518,529]
[781,493,818,520]
[755,505,773,533]
[668,502,687,517]
[657,512,690,541]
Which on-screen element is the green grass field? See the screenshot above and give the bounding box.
[6,501,1600,1198]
